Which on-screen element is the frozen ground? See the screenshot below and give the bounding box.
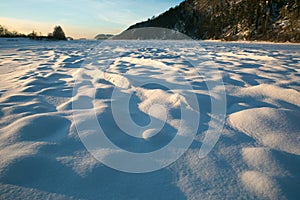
[0,38,299,199]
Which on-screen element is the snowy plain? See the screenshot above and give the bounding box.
[0,38,299,199]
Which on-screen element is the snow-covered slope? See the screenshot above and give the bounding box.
[0,38,299,199]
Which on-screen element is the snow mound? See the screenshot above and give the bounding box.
[242,147,285,175]
[241,171,282,199]
[104,72,131,89]
[229,108,300,155]
[238,84,300,107]
[1,114,71,144]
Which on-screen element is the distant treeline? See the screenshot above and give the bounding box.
[95,34,114,40]
[0,25,71,40]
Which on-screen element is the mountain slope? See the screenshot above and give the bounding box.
[128,0,300,42]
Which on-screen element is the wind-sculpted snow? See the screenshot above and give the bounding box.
[0,38,299,199]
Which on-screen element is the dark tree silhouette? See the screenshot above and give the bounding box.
[52,26,67,40]
[28,30,38,39]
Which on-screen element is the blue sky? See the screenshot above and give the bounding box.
[0,0,183,38]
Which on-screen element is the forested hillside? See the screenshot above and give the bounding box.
[128,0,300,42]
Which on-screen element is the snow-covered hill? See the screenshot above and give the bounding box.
[129,0,300,42]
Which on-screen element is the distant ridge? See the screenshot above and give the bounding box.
[95,34,114,40]
[128,0,300,42]
[112,27,192,40]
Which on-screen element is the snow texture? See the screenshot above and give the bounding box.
[0,38,299,199]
